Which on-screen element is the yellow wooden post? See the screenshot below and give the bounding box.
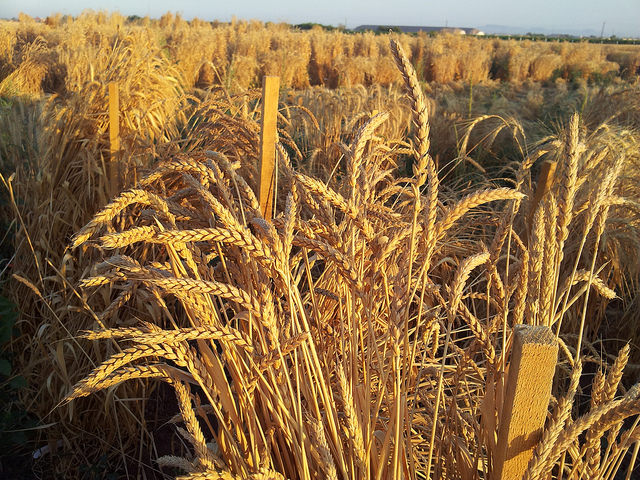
[494,325,558,480]
[108,82,120,196]
[258,76,279,221]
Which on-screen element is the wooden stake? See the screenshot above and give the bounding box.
[528,160,557,239]
[494,325,558,480]
[258,76,279,221]
[108,82,120,196]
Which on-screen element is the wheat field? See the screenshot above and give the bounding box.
[1,12,640,480]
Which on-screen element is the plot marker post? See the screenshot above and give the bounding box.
[258,76,279,221]
[494,324,558,480]
[108,82,120,196]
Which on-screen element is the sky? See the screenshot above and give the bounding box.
[1,0,639,37]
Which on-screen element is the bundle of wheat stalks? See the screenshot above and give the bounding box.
[63,39,640,479]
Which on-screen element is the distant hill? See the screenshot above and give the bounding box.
[480,24,601,37]
[354,25,484,35]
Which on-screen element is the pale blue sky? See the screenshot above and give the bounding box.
[1,0,639,37]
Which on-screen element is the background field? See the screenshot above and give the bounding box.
[1,12,640,479]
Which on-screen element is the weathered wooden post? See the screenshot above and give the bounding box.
[258,76,279,221]
[528,160,557,239]
[108,82,120,196]
[494,324,558,479]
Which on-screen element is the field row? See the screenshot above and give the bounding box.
[1,11,640,99]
